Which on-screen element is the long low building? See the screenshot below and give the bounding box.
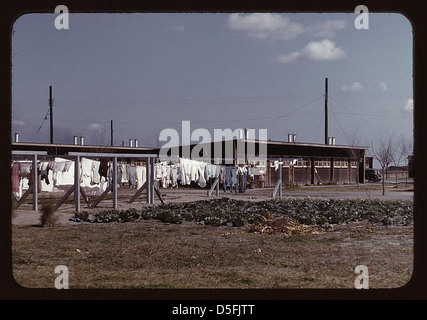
[11,138,371,187]
[154,138,370,186]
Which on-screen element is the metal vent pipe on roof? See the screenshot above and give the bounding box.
[14,133,19,143]
[80,136,84,145]
[287,133,297,142]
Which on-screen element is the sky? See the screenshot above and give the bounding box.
[11,11,413,162]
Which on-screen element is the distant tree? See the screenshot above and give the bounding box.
[371,137,394,196]
[390,136,404,187]
[88,123,108,146]
[399,136,412,187]
[345,127,362,186]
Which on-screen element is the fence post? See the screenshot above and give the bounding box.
[74,155,80,213]
[113,156,118,209]
[32,154,38,211]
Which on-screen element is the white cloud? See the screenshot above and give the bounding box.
[88,123,105,131]
[305,20,347,38]
[12,120,26,126]
[402,98,413,113]
[341,82,364,92]
[378,81,388,92]
[227,13,346,41]
[301,39,346,61]
[277,39,346,63]
[227,13,305,41]
[277,51,301,63]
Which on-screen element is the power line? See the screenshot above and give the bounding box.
[54,100,98,123]
[32,107,51,142]
[328,96,391,135]
[57,93,324,106]
[253,96,323,129]
[330,105,352,144]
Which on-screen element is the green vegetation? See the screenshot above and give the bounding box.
[71,197,413,227]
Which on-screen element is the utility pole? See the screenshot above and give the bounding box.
[324,78,328,145]
[110,120,114,146]
[49,85,53,144]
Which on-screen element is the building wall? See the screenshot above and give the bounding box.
[266,158,360,187]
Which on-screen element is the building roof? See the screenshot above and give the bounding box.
[11,142,156,155]
[11,139,369,159]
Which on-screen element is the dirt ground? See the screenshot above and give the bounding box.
[11,179,414,290]
[12,180,414,226]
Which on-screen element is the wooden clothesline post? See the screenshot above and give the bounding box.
[272,158,283,198]
[12,151,48,211]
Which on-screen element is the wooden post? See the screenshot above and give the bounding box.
[74,155,80,212]
[348,159,352,184]
[110,120,114,147]
[325,78,328,145]
[279,158,282,197]
[32,154,38,211]
[113,156,117,209]
[151,158,155,204]
[311,158,315,185]
[49,86,53,144]
[146,157,151,204]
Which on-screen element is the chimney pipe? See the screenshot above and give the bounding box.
[14,133,19,143]
[80,136,84,145]
[73,136,78,145]
[129,139,133,147]
[134,139,138,148]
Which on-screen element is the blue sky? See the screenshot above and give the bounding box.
[11,12,413,158]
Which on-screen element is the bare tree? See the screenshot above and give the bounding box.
[88,123,108,146]
[371,137,394,196]
[399,136,412,187]
[344,127,362,186]
[390,137,404,187]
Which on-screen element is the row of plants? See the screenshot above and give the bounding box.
[70,197,413,227]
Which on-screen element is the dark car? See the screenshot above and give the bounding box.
[365,168,381,182]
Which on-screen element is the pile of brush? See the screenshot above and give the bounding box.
[246,212,324,236]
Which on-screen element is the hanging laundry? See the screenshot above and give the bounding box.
[197,162,207,188]
[170,165,178,188]
[121,163,128,183]
[219,166,226,184]
[11,162,21,193]
[99,158,109,180]
[238,166,248,193]
[91,160,101,184]
[128,165,137,189]
[80,157,92,187]
[205,164,221,180]
[38,162,50,185]
[107,164,122,188]
[136,166,146,190]
[223,166,238,192]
